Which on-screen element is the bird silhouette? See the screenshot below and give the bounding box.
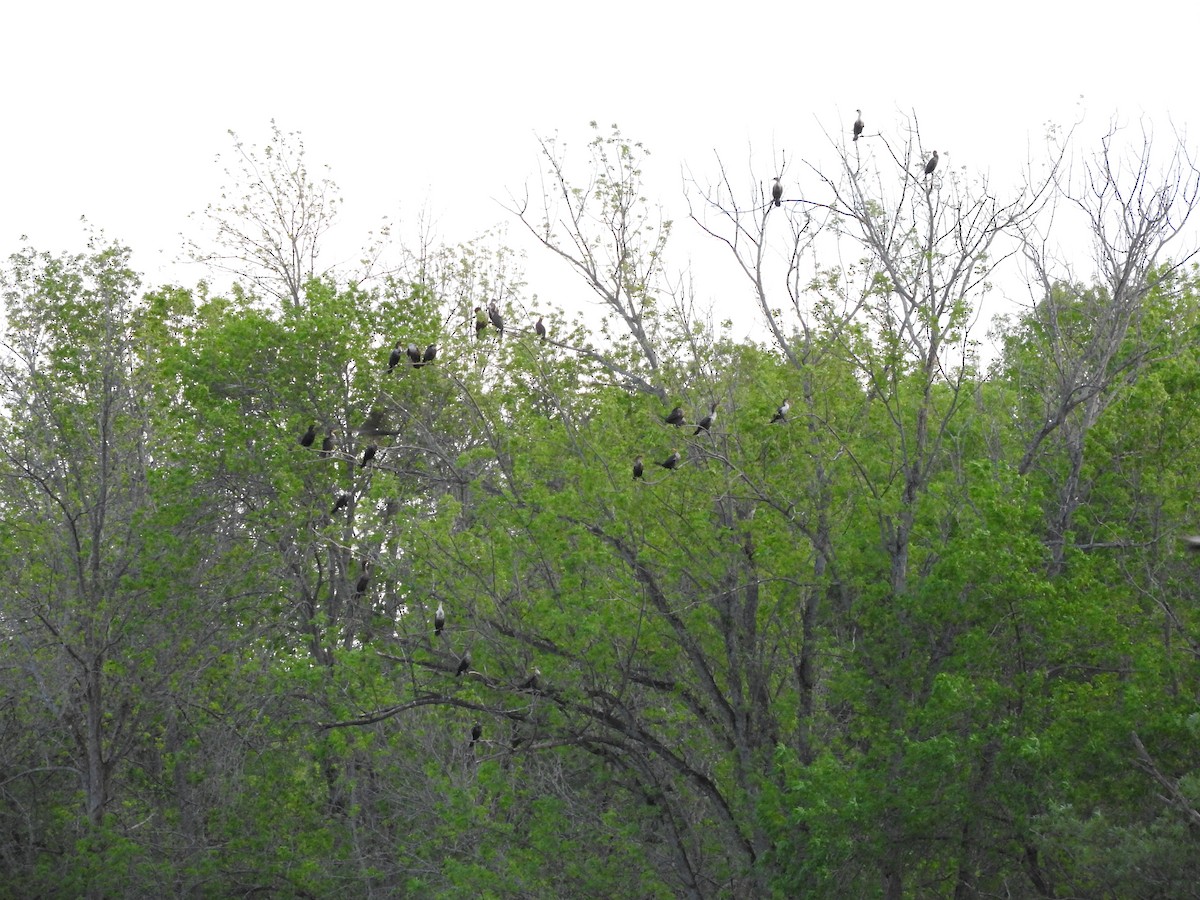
[474,307,488,338]
[924,150,939,176]
[320,430,336,458]
[664,406,685,427]
[487,301,505,336]
[771,177,783,208]
[658,449,681,470]
[470,723,482,748]
[535,317,547,342]
[387,340,403,372]
[359,445,378,468]
[771,399,790,424]
[633,455,644,480]
[406,343,422,367]
[299,424,316,447]
[331,492,350,515]
[853,110,864,141]
[422,343,437,365]
[693,403,718,435]
[434,600,445,636]
[455,654,471,677]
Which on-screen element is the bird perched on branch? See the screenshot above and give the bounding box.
[487,301,505,337]
[434,600,445,636]
[658,449,681,470]
[422,343,437,366]
[470,723,482,748]
[664,406,685,427]
[771,177,783,208]
[633,455,644,480]
[320,430,336,458]
[455,654,471,677]
[924,150,939,176]
[299,424,316,447]
[535,317,547,342]
[406,343,422,367]
[474,306,488,338]
[354,571,370,597]
[693,403,718,435]
[853,110,864,142]
[331,492,350,515]
[771,398,790,424]
[388,340,403,373]
[519,668,542,692]
[359,444,377,468]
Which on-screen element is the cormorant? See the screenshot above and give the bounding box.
[693,402,718,435]
[354,571,370,597]
[360,444,377,468]
[658,449,681,470]
[299,424,316,447]
[320,430,336,458]
[434,600,445,636]
[633,455,644,480]
[470,723,482,747]
[474,306,488,338]
[455,654,471,677]
[388,340,403,372]
[331,492,350,515]
[535,317,546,342]
[487,301,505,336]
[422,343,437,365]
[771,178,783,208]
[406,343,422,367]
[771,399,790,424]
[853,110,864,142]
[924,150,939,176]
[519,667,542,692]
[664,406,685,427]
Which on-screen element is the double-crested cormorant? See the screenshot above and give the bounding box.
[423,343,437,365]
[853,110,864,142]
[693,402,718,435]
[320,430,336,458]
[535,317,546,342]
[455,654,471,677]
[487,301,505,336]
[771,177,783,208]
[331,492,350,515]
[475,306,488,338]
[924,150,939,176]
[299,424,316,447]
[406,343,422,367]
[771,398,790,424]
[388,340,403,372]
[664,406,685,427]
[658,449,681,470]
[434,600,445,636]
[470,723,482,747]
[519,667,542,692]
[360,444,378,468]
[354,571,370,597]
[633,455,644,480]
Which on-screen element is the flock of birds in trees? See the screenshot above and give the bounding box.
[770,110,939,209]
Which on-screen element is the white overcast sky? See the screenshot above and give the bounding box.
[2,0,1197,345]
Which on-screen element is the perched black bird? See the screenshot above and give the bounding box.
[633,455,644,480]
[299,424,316,447]
[354,572,370,597]
[535,317,547,342]
[387,340,403,373]
[771,398,791,425]
[455,654,471,677]
[658,449,681,470]
[771,178,783,208]
[470,723,482,748]
[853,110,864,142]
[664,406,685,427]
[422,343,437,366]
[359,444,378,468]
[693,403,718,435]
[406,343,422,367]
[487,301,505,336]
[434,600,445,636]
[474,306,488,338]
[924,150,939,176]
[519,668,542,692]
[331,492,351,515]
[320,430,336,458]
